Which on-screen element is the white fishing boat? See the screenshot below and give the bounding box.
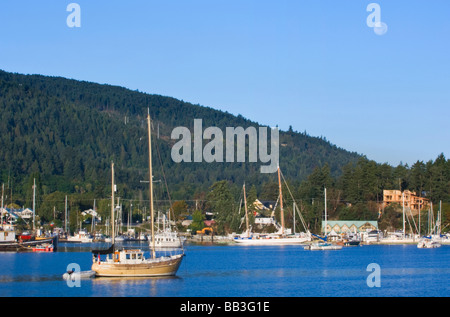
[153,228,186,249]
[91,112,184,277]
[149,212,185,249]
[234,168,311,245]
[304,188,342,251]
[67,229,93,243]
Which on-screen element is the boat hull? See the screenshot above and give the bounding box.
[91,254,183,277]
[304,242,343,250]
[344,240,361,246]
[0,236,58,252]
[233,237,309,246]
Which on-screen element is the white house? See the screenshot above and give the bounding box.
[0,207,19,221]
[15,208,34,219]
[81,208,101,221]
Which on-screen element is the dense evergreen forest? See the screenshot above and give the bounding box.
[0,70,448,234]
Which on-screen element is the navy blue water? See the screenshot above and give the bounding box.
[0,243,448,297]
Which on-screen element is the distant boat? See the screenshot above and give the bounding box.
[32,243,54,252]
[417,201,442,249]
[66,229,93,243]
[234,167,311,246]
[304,242,342,251]
[417,238,441,249]
[0,223,58,252]
[138,232,147,241]
[344,239,361,247]
[113,235,129,242]
[63,270,96,281]
[304,188,342,251]
[91,112,183,277]
[149,212,185,249]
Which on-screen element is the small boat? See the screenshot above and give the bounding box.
[417,237,441,249]
[66,229,93,243]
[114,235,129,242]
[63,270,96,281]
[304,242,343,250]
[0,223,58,252]
[304,188,342,251]
[344,240,360,246]
[32,243,54,252]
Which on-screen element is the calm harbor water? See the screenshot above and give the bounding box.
[0,243,448,297]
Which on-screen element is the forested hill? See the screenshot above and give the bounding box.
[0,69,360,200]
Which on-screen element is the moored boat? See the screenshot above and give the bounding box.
[0,223,58,252]
[91,112,184,277]
[32,243,54,252]
[304,242,342,250]
[234,169,311,246]
[305,188,342,251]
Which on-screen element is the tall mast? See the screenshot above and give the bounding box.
[293,201,296,235]
[243,183,249,237]
[32,178,36,231]
[438,200,442,236]
[65,195,67,234]
[147,111,156,258]
[277,166,284,235]
[402,192,405,239]
[418,197,421,236]
[324,187,327,237]
[1,183,4,229]
[111,162,115,246]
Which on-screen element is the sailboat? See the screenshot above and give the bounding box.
[417,201,442,249]
[304,188,342,250]
[91,112,184,277]
[233,167,310,245]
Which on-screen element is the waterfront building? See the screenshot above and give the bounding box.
[322,220,378,234]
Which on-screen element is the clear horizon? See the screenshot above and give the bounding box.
[0,1,448,167]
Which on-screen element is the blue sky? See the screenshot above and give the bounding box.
[0,1,449,166]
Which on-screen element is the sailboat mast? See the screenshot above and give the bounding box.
[418,197,421,237]
[324,187,327,237]
[32,178,36,231]
[147,111,156,258]
[111,162,115,246]
[438,200,442,236]
[277,166,285,235]
[243,183,249,237]
[402,192,405,239]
